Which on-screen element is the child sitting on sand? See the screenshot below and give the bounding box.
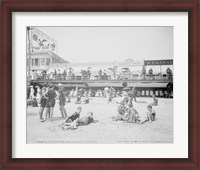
[75,96,82,104]
[119,96,129,105]
[151,94,158,106]
[82,96,89,104]
[124,104,140,123]
[111,104,126,121]
[141,104,156,124]
[112,104,140,124]
[60,107,82,130]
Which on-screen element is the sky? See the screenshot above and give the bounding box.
[36,27,173,63]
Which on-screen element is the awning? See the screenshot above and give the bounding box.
[55,83,89,88]
[87,82,168,88]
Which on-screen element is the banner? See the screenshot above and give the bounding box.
[30,27,57,53]
[144,59,173,65]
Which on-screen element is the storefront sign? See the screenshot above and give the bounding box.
[144,60,173,65]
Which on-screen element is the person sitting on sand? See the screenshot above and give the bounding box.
[151,94,158,106]
[75,96,82,104]
[141,104,156,124]
[60,107,82,130]
[123,104,140,123]
[112,104,140,123]
[82,96,89,104]
[119,96,129,105]
[77,112,95,126]
[111,104,127,121]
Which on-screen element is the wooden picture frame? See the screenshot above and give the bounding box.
[1,0,199,169]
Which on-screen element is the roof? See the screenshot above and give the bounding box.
[51,52,69,64]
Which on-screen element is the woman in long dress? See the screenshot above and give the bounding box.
[29,86,35,99]
[36,86,41,105]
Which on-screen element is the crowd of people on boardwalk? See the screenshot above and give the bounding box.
[27,83,159,130]
[30,67,173,81]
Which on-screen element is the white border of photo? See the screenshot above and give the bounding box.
[12,12,188,158]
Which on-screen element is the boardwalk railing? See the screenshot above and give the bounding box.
[30,73,173,81]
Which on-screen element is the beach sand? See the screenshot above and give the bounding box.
[27,97,173,144]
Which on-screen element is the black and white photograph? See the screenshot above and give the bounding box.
[26,26,173,144]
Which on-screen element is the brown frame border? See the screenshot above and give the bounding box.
[1,0,199,169]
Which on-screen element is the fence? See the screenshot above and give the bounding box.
[30,73,173,81]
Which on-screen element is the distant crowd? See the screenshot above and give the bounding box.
[29,67,173,81]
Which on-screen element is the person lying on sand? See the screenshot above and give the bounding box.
[77,112,97,126]
[151,94,158,106]
[141,104,156,124]
[60,107,82,130]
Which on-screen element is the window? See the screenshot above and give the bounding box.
[46,58,51,66]
[41,58,45,66]
[27,58,29,66]
[35,58,39,66]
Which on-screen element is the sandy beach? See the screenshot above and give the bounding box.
[27,97,173,144]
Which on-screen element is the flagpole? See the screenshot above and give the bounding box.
[27,27,31,85]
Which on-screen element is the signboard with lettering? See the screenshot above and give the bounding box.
[144,60,173,65]
[30,27,57,54]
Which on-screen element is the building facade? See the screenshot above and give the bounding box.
[27,27,68,75]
